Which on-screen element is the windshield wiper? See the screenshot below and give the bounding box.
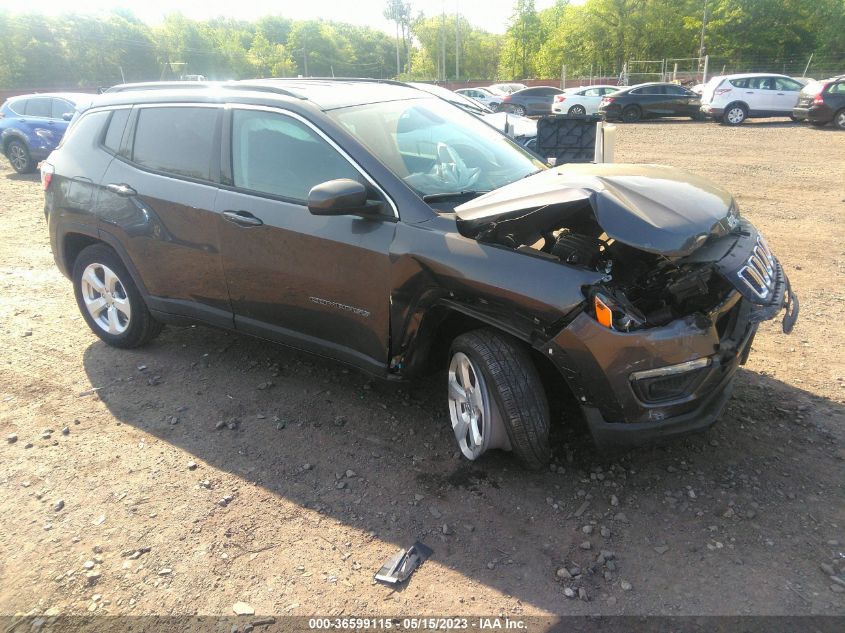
[422,190,489,203]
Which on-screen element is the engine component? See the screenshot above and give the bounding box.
[551,232,607,271]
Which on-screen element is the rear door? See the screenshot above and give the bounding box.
[97,103,232,326]
[579,87,605,113]
[22,97,63,154]
[215,106,395,373]
[637,85,671,115]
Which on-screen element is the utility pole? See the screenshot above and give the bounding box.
[699,0,708,60]
[395,20,401,77]
[455,2,460,81]
[441,10,446,81]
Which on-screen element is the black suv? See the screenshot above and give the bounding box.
[43,79,798,468]
[793,76,845,129]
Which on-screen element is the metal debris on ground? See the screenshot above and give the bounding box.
[374,541,432,586]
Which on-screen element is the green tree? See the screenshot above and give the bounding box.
[499,0,542,80]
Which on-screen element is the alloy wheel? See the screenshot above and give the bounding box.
[727,107,745,124]
[8,143,28,172]
[447,352,492,460]
[80,263,132,335]
[836,111,845,130]
[513,106,526,117]
[569,105,586,115]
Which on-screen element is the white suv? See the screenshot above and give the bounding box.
[700,73,805,124]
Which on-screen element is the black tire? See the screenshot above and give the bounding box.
[7,139,34,174]
[489,102,500,112]
[810,120,828,127]
[834,109,845,130]
[789,114,799,122]
[512,105,527,117]
[568,104,586,115]
[621,105,641,123]
[722,103,747,125]
[450,329,550,470]
[690,111,706,121]
[72,244,162,348]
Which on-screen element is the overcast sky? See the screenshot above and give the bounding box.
[0,0,561,35]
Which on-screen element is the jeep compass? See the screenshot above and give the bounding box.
[42,79,798,468]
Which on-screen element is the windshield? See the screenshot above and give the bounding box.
[328,97,545,199]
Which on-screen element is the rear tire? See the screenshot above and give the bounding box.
[448,329,550,470]
[7,140,34,174]
[568,104,586,115]
[621,105,641,123]
[72,244,163,349]
[722,103,747,125]
[834,109,845,130]
[512,105,527,117]
[489,102,500,112]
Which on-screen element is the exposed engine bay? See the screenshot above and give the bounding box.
[473,203,736,330]
[454,163,797,333]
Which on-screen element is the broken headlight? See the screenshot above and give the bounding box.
[590,289,646,332]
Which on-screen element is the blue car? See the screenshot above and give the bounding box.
[0,92,92,173]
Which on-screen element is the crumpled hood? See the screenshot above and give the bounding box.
[455,163,738,257]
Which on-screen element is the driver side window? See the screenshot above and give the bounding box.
[231,109,360,202]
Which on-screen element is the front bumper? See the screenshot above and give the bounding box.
[542,225,798,448]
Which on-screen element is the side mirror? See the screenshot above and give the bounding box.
[62,112,74,121]
[307,179,384,218]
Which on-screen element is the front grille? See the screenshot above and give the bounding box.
[737,237,776,301]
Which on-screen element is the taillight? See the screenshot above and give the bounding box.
[813,82,829,105]
[601,97,614,104]
[501,95,511,102]
[554,95,566,103]
[41,162,54,190]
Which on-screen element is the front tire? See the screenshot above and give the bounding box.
[512,105,527,117]
[72,244,162,348]
[722,103,747,125]
[7,140,33,174]
[448,329,550,470]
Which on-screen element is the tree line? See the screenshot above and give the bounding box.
[1,0,843,90]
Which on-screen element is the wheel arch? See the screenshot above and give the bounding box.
[60,228,150,299]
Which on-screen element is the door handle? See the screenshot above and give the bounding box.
[745,91,753,94]
[105,183,137,197]
[777,93,785,96]
[222,210,263,227]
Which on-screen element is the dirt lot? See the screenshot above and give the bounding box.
[1,119,844,622]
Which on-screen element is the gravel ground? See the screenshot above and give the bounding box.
[1,118,844,621]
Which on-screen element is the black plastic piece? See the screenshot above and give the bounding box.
[536,114,602,164]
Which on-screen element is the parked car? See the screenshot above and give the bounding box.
[43,80,797,467]
[551,85,619,115]
[0,92,91,173]
[699,73,805,125]
[488,82,527,95]
[501,86,565,116]
[598,82,702,122]
[455,87,502,111]
[792,76,845,129]
[407,82,537,149]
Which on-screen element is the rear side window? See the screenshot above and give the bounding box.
[729,78,749,89]
[51,99,74,119]
[231,109,359,202]
[775,78,802,91]
[131,107,218,181]
[25,98,52,117]
[829,82,845,94]
[103,109,131,154]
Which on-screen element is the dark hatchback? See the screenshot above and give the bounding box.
[793,76,845,129]
[42,80,797,468]
[599,82,703,122]
[500,86,564,116]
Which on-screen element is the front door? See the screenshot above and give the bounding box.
[216,107,395,373]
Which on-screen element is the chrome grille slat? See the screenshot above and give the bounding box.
[737,237,777,301]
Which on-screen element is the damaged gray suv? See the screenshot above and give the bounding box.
[43,79,798,469]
